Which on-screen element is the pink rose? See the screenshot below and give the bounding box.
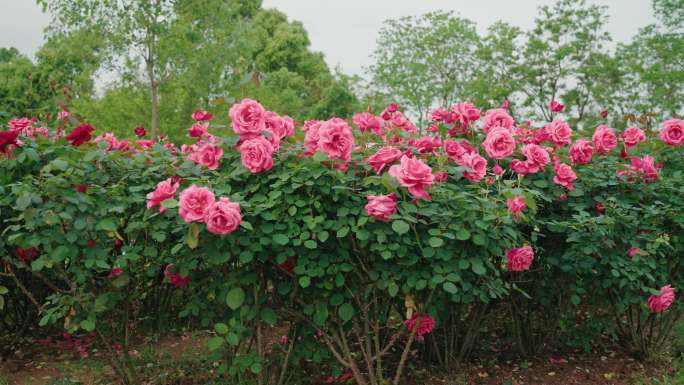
[134,127,146,137]
[647,285,675,313]
[188,123,209,138]
[501,100,510,109]
[137,139,156,149]
[205,197,241,235]
[388,155,435,201]
[7,117,32,133]
[367,146,403,174]
[483,108,514,133]
[229,99,266,136]
[240,136,274,173]
[458,152,487,182]
[542,120,572,147]
[146,177,181,212]
[192,110,213,121]
[365,193,397,222]
[391,112,417,133]
[451,102,481,129]
[178,185,215,223]
[430,108,453,123]
[317,118,355,162]
[443,139,475,163]
[188,142,223,170]
[620,127,646,148]
[493,163,504,176]
[660,118,684,146]
[510,159,539,175]
[629,155,659,182]
[628,247,642,257]
[592,125,617,155]
[264,111,292,149]
[549,100,565,112]
[507,196,526,217]
[404,313,435,340]
[303,120,323,155]
[569,139,593,164]
[506,246,534,272]
[353,112,384,135]
[522,144,550,169]
[553,162,577,190]
[483,126,516,159]
[412,136,442,154]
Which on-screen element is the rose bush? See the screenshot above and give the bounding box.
[1,102,683,385]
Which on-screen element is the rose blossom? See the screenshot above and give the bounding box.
[510,159,539,175]
[542,119,572,147]
[188,123,209,138]
[553,162,577,190]
[365,193,397,222]
[507,196,526,217]
[660,118,684,146]
[240,136,274,173]
[549,100,564,112]
[620,127,646,148]
[629,155,659,182]
[0,130,19,154]
[482,108,514,133]
[229,99,266,136]
[164,264,189,288]
[592,125,617,155]
[493,163,504,176]
[147,177,181,213]
[178,185,215,223]
[628,247,642,257]
[459,152,487,182]
[600,110,609,118]
[451,102,481,129]
[404,313,435,340]
[367,147,403,174]
[353,112,384,135]
[569,139,594,164]
[108,267,124,280]
[205,197,241,235]
[134,127,146,137]
[522,144,550,169]
[506,246,534,272]
[192,110,213,121]
[391,112,417,133]
[388,155,435,201]
[317,118,355,162]
[443,139,475,163]
[66,123,94,146]
[7,117,31,133]
[483,126,516,159]
[188,142,223,170]
[412,136,442,154]
[647,285,675,313]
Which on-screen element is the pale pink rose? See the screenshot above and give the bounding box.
[240,136,274,173]
[412,136,442,154]
[367,147,403,174]
[353,112,384,135]
[592,125,617,155]
[303,120,323,155]
[178,185,215,223]
[365,193,397,222]
[229,99,266,136]
[205,197,241,235]
[188,123,209,138]
[483,108,514,134]
[543,120,572,147]
[522,144,550,169]
[507,196,526,217]
[451,101,481,129]
[188,142,223,170]
[510,159,540,175]
[647,285,675,313]
[317,118,355,162]
[629,155,659,182]
[507,246,534,272]
[549,100,564,112]
[553,162,577,190]
[458,152,487,182]
[493,163,504,176]
[192,110,213,121]
[388,155,435,200]
[146,177,180,213]
[483,126,516,159]
[443,139,475,163]
[7,117,32,133]
[660,118,684,146]
[620,127,646,148]
[569,139,594,164]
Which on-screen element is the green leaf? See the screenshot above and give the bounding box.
[336,226,350,238]
[471,259,486,275]
[186,223,200,249]
[455,229,471,240]
[250,362,263,374]
[299,276,311,288]
[161,199,178,209]
[0,286,8,295]
[97,218,117,232]
[261,308,278,326]
[443,282,458,294]
[215,323,229,335]
[208,336,224,351]
[240,221,253,230]
[226,288,245,310]
[392,220,410,235]
[428,237,444,248]
[273,234,289,246]
[80,319,95,332]
[338,303,354,322]
[388,282,399,297]
[304,240,317,249]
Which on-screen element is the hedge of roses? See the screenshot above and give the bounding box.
[1,101,683,385]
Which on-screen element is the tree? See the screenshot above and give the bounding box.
[369,11,481,129]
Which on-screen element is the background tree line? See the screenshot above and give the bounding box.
[0,0,682,139]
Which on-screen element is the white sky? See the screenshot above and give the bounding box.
[0,0,657,77]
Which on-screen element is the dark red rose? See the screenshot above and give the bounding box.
[114,239,122,249]
[87,239,96,248]
[66,124,94,146]
[75,184,89,193]
[191,110,213,121]
[0,130,19,154]
[15,247,39,262]
[107,267,124,279]
[134,127,146,137]
[278,256,295,275]
[594,201,605,215]
[600,110,609,118]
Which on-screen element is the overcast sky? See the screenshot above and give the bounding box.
[0,0,656,77]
